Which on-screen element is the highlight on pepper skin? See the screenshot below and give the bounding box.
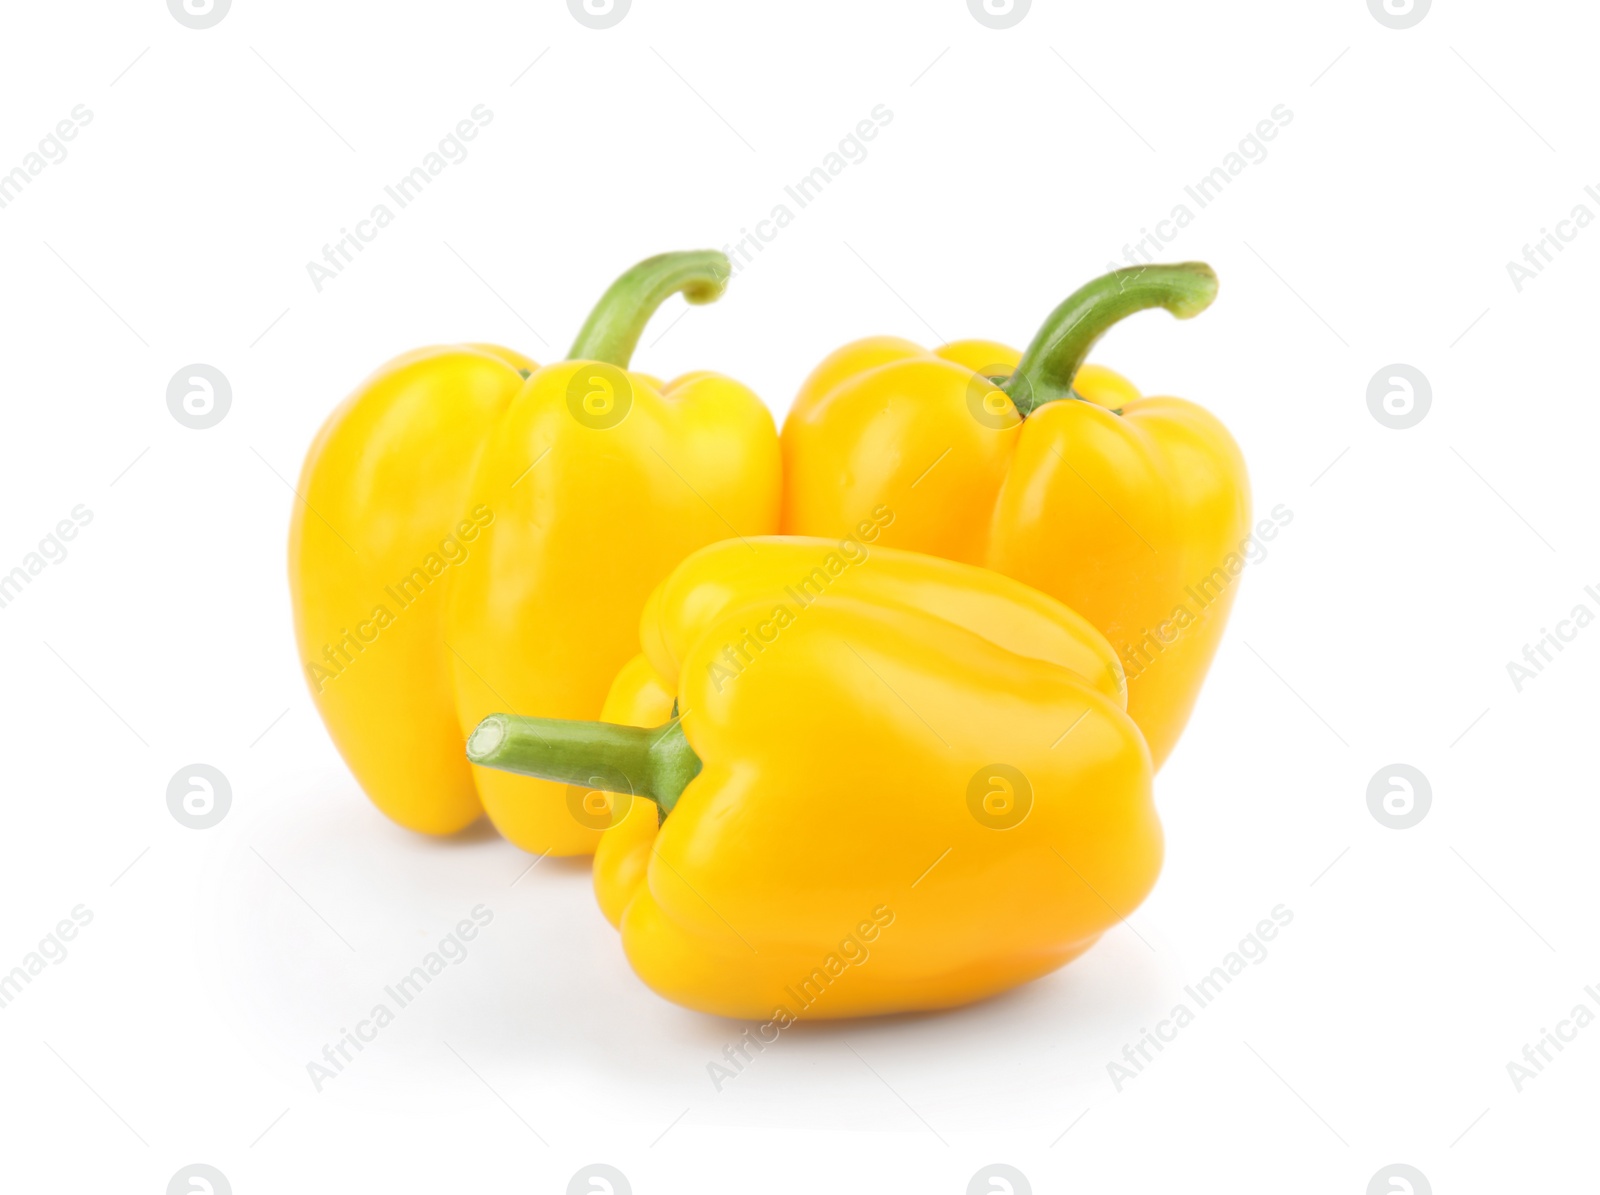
[289,250,781,854]
[290,256,1235,1024]
[780,262,1250,772]
[467,537,1163,1021]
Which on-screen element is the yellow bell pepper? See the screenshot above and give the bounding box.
[465,537,1161,1019]
[289,251,780,852]
[781,263,1250,768]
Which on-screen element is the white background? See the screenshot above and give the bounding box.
[0,0,1593,1191]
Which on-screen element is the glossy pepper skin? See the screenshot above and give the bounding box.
[781,264,1249,769]
[290,343,535,834]
[290,252,780,850]
[466,538,1161,1020]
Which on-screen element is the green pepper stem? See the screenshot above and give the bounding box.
[466,713,702,818]
[566,250,731,367]
[1002,263,1218,417]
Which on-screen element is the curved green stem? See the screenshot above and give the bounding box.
[566,250,731,367]
[1002,263,1218,417]
[466,714,702,818]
